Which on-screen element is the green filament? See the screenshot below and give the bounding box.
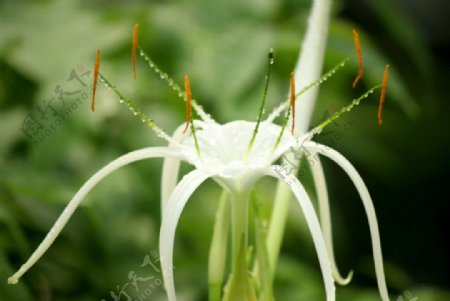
[99,73,171,141]
[272,106,291,152]
[246,48,275,159]
[190,118,201,157]
[311,84,382,135]
[266,56,352,123]
[138,46,213,123]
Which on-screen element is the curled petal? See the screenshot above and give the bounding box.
[266,166,335,301]
[8,147,184,285]
[308,152,353,285]
[304,141,389,301]
[160,170,211,301]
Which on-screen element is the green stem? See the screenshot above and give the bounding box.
[223,190,257,301]
[208,191,230,301]
[252,193,274,301]
[230,191,250,264]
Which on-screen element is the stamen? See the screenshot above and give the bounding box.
[378,64,390,125]
[183,75,201,156]
[290,72,296,134]
[137,46,214,123]
[132,23,139,80]
[272,72,295,152]
[183,75,192,134]
[246,48,274,158]
[98,73,180,146]
[352,29,364,88]
[309,84,383,137]
[272,105,290,153]
[91,49,101,112]
[266,56,351,123]
[190,120,201,158]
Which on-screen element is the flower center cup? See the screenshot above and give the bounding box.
[180,120,295,194]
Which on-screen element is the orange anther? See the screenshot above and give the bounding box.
[91,49,101,112]
[378,64,390,125]
[132,23,139,80]
[352,29,364,88]
[183,75,192,133]
[290,72,296,134]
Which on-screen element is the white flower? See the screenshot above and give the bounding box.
[9,2,391,301]
[8,93,389,301]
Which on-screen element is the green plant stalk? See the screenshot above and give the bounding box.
[230,191,249,269]
[252,193,275,301]
[208,191,230,301]
[223,190,257,301]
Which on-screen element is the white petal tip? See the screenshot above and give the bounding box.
[334,270,354,286]
[8,276,19,285]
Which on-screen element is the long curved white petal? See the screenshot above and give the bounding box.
[8,147,184,285]
[266,165,335,301]
[159,170,211,301]
[308,151,353,285]
[304,141,389,301]
[161,124,188,213]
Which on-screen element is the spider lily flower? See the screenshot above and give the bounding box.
[9,13,391,301]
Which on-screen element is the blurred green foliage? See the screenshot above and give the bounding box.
[1,0,449,300]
